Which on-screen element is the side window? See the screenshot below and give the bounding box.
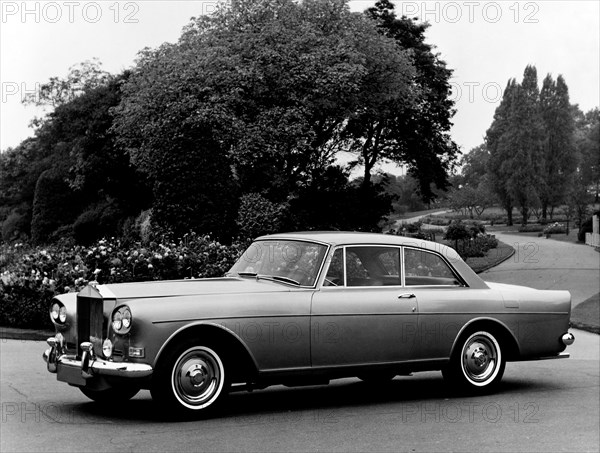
[404,248,461,286]
[346,249,369,286]
[324,248,344,286]
[346,246,401,287]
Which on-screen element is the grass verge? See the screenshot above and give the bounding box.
[571,293,600,334]
[465,240,515,274]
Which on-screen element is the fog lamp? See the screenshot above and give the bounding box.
[102,338,113,359]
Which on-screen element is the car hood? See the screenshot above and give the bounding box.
[97,277,295,301]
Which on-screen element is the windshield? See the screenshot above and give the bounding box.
[227,240,328,287]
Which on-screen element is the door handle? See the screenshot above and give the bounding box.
[398,293,416,299]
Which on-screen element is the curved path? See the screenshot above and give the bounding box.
[481,231,600,309]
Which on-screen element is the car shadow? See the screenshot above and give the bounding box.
[72,373,550,423]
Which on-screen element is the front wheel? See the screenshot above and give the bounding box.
[151,342,229,417]
[443,330,505,393]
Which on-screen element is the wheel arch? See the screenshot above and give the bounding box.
[154,322,259,383]
[450,317,520,361]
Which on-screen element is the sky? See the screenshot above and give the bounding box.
[1,0,599,172]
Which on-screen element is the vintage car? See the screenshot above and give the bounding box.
[43,232,575,416]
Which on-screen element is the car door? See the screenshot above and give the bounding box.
[402,246,494,360]
[310,245,419,368]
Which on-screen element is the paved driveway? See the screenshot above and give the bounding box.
[482,231,600,308]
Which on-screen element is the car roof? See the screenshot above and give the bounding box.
[258,231,447,251]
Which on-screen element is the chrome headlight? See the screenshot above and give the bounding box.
[59,306,67,323]
[112,306,132,335]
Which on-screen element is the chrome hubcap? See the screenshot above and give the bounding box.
[462,334,498,383]
[172,347,223,408]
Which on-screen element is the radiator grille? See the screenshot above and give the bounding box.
[76,286,105,357]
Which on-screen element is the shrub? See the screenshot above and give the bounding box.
[518,224,544,233]
[444,221,471,241]
[0,233,245,329]
[543,223,567,234]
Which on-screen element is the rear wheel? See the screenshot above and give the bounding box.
[151,341,230,417]
[443,330,505,393]
[80,386,140,404]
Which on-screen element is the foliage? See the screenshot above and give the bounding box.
[486,67,596,226]
[543,223,567,234]
[518,224,544,233]
[289,166,394,232]
[361,0,459,200]
[444,221,471,241]
[381,173,429,213]
[236,193,289,241]
[3,0,463,245]
[458,235,499,258]
[0,234,245,329]
[2,71,151,245]
[486,79,517,225]
[447,183,495,219]
[502,66,545,225]
[443,220,491,258]
[30,167,81,244]
[539,74,578,217]
[574,107,600,202]
[22,59,111,109]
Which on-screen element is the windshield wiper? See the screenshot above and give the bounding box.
[231,272,301,286]
[265,275,301,286]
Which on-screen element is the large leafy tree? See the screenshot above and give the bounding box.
[112,0,416,234]
[360,0,459,201]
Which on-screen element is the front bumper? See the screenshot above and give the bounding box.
[43,337,153,384]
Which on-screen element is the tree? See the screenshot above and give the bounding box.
[1,66,151,244]
[486,67,546,225]
[23,58,111,109]
[0,139,48,240]
[112,0,418,234]
[359,0,459,201]
[539,74,577,218]
[460,144,489,188]
[574,107,600,202]
[486,80,517,225]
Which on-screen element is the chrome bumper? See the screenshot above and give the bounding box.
[43,337,152,381]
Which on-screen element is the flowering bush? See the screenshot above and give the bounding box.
[543,223,567,235]
[0,234,245,329]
